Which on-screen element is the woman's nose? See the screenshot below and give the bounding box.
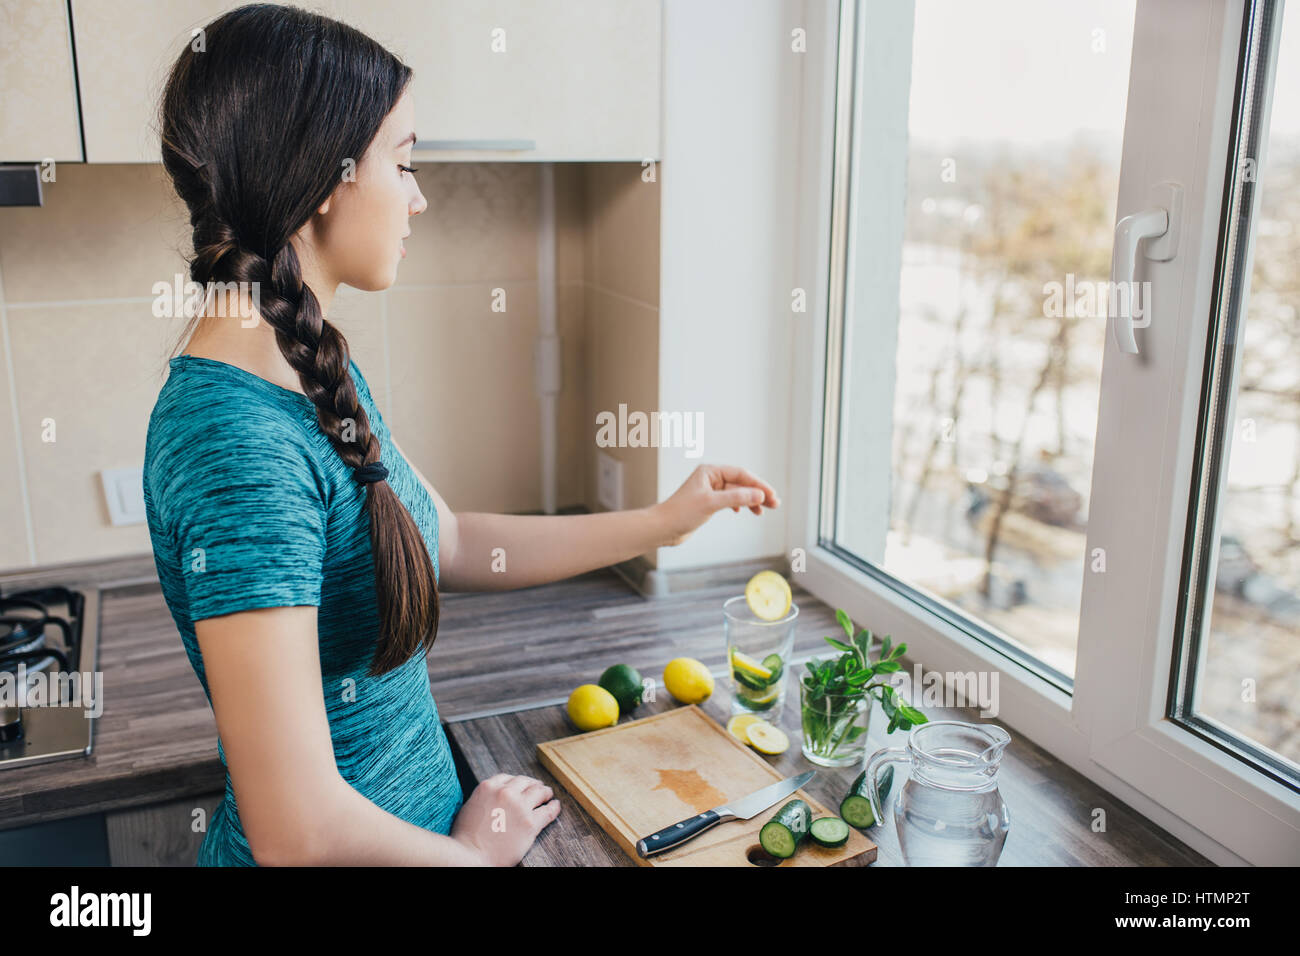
[410,189,428,216]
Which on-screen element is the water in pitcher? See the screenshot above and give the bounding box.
[867,720,1013,866]
[894,771,1011,866]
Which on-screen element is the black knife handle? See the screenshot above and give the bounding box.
[636,809,727,858]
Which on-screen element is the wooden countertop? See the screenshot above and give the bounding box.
[448,680,1210,866]
[1,559,843,829]
[0,558,1209,865]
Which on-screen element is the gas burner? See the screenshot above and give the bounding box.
[0,586,82,675]
[0,583,100,770]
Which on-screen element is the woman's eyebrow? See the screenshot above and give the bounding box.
[396,131,416,149]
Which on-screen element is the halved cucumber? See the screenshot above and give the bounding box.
[809,816,850,848]
[758,798,812,859]
[760,654,784,685]
[840,764,894,828]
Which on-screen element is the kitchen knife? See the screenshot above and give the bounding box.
[635,769,816,858]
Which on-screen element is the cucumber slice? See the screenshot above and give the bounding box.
[733,668,768,691]
[760,654,784,686]
[840,764,894,828]
[759,798,812,859]
[839,795,874,829]
[809,816,850,847]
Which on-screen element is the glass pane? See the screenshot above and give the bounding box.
[1188,4,1300,774]
[834,0,1136,681]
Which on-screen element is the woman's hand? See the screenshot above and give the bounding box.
[655,463,780,547]
[451,773,561,866]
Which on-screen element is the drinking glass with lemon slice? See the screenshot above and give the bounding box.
[725,571,798,717]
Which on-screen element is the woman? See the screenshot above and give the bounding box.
[143,3,778,866]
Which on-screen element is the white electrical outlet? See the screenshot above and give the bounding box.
[102,467,146,526]
[596,451,624,512]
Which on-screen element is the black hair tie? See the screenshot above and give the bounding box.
[353,461,389,485]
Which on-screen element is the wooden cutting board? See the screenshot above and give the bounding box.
[537,704,876,867]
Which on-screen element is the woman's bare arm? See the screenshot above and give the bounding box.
[391,436,665,590]
[195,605,555,865]
[390,437,779,593]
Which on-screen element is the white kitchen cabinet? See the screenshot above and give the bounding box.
[70,0,340,163]
[314,0,662,162]
[67,0,660,164]
[0,0,83,162]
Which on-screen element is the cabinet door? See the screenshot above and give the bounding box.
[0,0,82,162]
[105,792,223,866]
[71,0,230,163]
[336,0,662,162]
[70,0,347,163]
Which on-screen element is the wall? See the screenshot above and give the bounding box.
[0,160,660,572]
[582,163,662,565]
[655,0,808,571]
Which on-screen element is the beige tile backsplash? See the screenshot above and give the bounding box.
[0,161,659,572]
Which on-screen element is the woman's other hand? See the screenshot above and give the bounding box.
[451,773,561,866]
[655,464,780,547]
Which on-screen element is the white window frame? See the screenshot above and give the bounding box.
[786,0,1300,865]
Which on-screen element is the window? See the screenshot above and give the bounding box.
[794,0,1300,864]
[827,0,1136,686]
[1169,0,1300,786]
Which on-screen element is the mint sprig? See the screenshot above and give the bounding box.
[800,609,928,757]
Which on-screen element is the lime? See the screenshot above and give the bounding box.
[566,684,619,731]
[746,721,790,755]
[737,682,781,704]
[663,657,714,704]
[733,680,781,710]
[598,663,644,715]
[745,570,792,621]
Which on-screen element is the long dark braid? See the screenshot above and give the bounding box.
[157,3,438,676]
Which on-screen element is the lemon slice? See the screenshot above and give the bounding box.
[745,570,792,621]
[729,648,773,680]
[746,721,790,755]
[738,683,780,705]
[726,714,764,742]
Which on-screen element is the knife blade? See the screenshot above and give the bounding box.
[635,769,816,859]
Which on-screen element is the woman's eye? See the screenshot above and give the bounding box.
[399,164,419,175]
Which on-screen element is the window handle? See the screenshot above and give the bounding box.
[1109,182,1182,354]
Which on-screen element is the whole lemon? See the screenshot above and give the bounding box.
[663,657,714,704]
[567,684,620,731]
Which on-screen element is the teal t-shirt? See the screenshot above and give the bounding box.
[143,353,464,865]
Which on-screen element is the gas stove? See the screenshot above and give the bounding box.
[0,584,101,770]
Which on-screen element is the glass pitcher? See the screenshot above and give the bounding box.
[865,720,1012,866]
